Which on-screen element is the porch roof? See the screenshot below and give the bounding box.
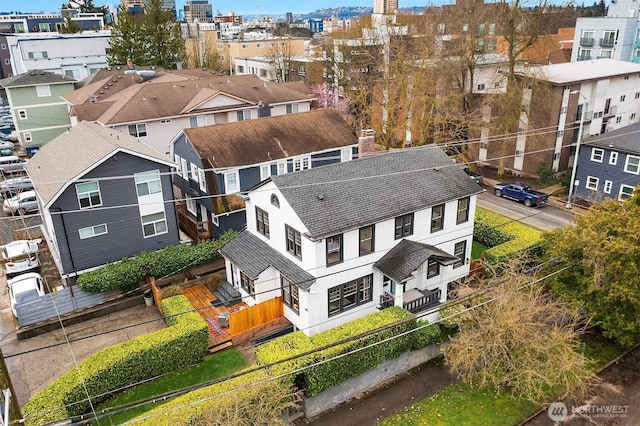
[219,231,316,290]
[373,239,459,283]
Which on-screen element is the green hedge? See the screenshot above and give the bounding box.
[128,307,440,424]
[22,296,209,426]
[474,209,542,264]
[255,306,441,396]
[76,231,237,293]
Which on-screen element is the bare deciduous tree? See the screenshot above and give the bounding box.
[444,259,597,404]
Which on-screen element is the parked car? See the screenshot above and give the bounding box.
[1,239,41,277]
[493,182,549,207]
[0,176,34,200]
[462,166,483,184]
[7,272,45,317]
[0,155,27,177]
[3,190,38,215]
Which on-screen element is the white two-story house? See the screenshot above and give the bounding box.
[220,146,483,336]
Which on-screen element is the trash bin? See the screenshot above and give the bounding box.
[218,312,229,328]
[144,290,154,307]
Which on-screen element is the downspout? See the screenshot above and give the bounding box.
[51,207,76,294]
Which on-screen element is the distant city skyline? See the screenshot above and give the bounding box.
[0,0,393,16]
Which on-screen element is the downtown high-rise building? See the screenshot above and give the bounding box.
[373,0,398,15]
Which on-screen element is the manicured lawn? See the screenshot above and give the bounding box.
[471,241,488,260]
[96,348,248,425]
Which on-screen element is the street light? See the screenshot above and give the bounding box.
[566,90,587,209]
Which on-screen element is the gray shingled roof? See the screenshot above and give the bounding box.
[269,146,482,240]
[25,121,172,207]
[585,122,640,155]
[219,231,316,290]
[373,239,459,283]
[184,109,357,168]
[0,70,76,88]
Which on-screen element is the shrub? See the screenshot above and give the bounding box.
[255,307,441,396]
[439,302,465,330]
[22,296,208,426]
[160,284,183,300]
[76,231,237,293]
[474,209,542,265]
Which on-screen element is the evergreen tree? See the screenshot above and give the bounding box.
[140,0,185,69]
[107,4,145,66]
[59,14,83,34]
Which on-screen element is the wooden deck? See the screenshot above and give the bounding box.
[182,284,245,353]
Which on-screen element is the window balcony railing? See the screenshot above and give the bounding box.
[599,38,615,47]
[579,37,594,47]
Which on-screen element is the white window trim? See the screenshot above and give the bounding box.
[293,156,311,171]
[590,148,604,163]
[186,195,197,215]
[619,184,635,200]
[603,180,612,194]
[260,164,271,181]
[134,170,162,197]
[609,151,618,165]
[277,161,287,175]
[224,170,240,193]
[341,147,352,162]
[76,181,102,209]
[212,215,219,226]
[624,155,640,175]
[585,176,599,190]
[141,212,168,238]
[79,224,108,239]
[190,163,198,181]
[18,110,27,120]
[36,85,51,97]
[23,132,32,143]
[198,167,207,191]
[181,158,188,180]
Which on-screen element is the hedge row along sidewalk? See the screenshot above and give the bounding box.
[21,296,209,426]
[128,307,441,425]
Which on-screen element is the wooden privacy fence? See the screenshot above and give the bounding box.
[228,297,284,336]
[149,277,163,314]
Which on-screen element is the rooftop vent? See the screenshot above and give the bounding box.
[317,194,326,201]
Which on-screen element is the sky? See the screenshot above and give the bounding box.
[0,1,379,16]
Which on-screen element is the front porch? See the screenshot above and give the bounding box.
[380,287,441,314]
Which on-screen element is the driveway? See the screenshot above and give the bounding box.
[0,278,164,408]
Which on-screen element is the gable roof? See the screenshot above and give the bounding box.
[66,74,314,126]
[584,122,640,155]
[219,231,316,289]
[25,121,172,207]
[373,239,459,283]
[0,70,76,88]
[183,109,357,168]
[268,146,483,240]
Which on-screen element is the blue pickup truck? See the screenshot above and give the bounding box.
[493,182,549,207]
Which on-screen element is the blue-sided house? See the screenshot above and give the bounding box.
[574,122,640,204]
[170,109,358,240]
[25,121,180,284]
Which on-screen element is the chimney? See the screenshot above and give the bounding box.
[358,129,375,158]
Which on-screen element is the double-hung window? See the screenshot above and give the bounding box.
[236,109,251,121]
[431,204,444,232]
[395,213,413,239]
[591,148,604,162]
[240,271,255,296]
[619,184,635,200]
[453,240,466,268]
[135,170,161,196]
[286,103,299,114]
[586,176,599,190]
[326,234,343,266]
[189,115,206,127]
[282,277,299,314]
[256,207,269,238]
[427,258,440,278]
[359,225,374,255]
[76,181,102,209]
[285,225,302,259]
[457,197,470,224]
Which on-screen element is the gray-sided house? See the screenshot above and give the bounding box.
[170,109,358,240]
[574,121,640,204]
[25,121,179,284]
